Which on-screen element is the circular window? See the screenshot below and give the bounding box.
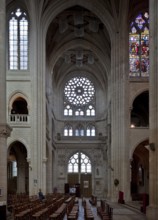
[64,77,95,106]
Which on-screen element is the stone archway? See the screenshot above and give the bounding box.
[67,151,92,197]
[130,140,149,201]
[7,141,29,194]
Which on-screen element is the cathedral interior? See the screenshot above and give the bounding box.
[0,0,158,219]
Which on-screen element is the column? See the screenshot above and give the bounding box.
[46,148,53,193]
[0,0,12,209]
[146,0,158,218]
[0,0,6,121]
[42,158,47,194]
[17,162,26,193]
[109,3,130,201]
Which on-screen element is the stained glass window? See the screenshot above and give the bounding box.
[64,76,95,116]
[64,76,95,106]
[68,152,91,173]
[9,8,29,70]
[129,12,149,77]
[63,76,96,136]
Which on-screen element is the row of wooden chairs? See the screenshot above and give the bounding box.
[83,200,94,220]
[12,194,65,220]
[97,200,113,220]
[49,203,67,220]
[89,195,97,206]
[67,204,79,220]
[13,194,79,220]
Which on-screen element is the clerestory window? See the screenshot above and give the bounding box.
[9,8,29,70]
[64,124,73,136]
[129,12,149,77]
[75,124,84,136]
[86,125,96,136]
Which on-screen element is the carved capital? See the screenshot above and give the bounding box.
[27,157,31,164]
[43,158,48,163]
[0,124,12,138]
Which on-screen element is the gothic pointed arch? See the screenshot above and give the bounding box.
[7,141,29,194]
[8,7,29,70]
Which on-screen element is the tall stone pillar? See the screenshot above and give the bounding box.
[0,0,12,211]
[46,148,53,193]
[42,158,47,194]
[17,162,26,193]
[109,3,130,202]
[146,0,158,218]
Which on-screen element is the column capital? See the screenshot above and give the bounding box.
[27,157,31,164]
[42,158,48,163]
[0,124,12,138]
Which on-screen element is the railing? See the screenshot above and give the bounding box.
[9,114,29,123]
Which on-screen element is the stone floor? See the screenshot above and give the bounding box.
[64,198,147,220]
[7,199,147,220]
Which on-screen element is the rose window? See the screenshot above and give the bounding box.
[64,77,95,106]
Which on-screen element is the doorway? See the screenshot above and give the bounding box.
[7,141,28,194]
[130,140,149,201]
[67,152,92,197]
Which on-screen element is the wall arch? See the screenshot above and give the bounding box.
[130,138,149,159]
[8,91,30,113]
[7,138,30,158]
[130,89,149,109]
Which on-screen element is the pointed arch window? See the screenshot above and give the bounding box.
[64,105,73,116]
[86,105,95,116]
[86,125,96,136]
[75,108,84,116]
[129,12,149,77]
[68,152,91,173]
[9,8,29,70]
[64,124,73,136]
[75,124,84,136]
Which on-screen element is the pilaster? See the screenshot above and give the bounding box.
[146,0,158,219]
[109,2,130,201]
[0,0,12,206]
[0,124,12,202]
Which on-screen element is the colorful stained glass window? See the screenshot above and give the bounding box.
[129,12,149,77]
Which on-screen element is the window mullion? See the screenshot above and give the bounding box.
[18,19,20,70]
[139,33,142,77]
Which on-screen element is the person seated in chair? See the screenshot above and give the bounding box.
[38,188,45,201]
